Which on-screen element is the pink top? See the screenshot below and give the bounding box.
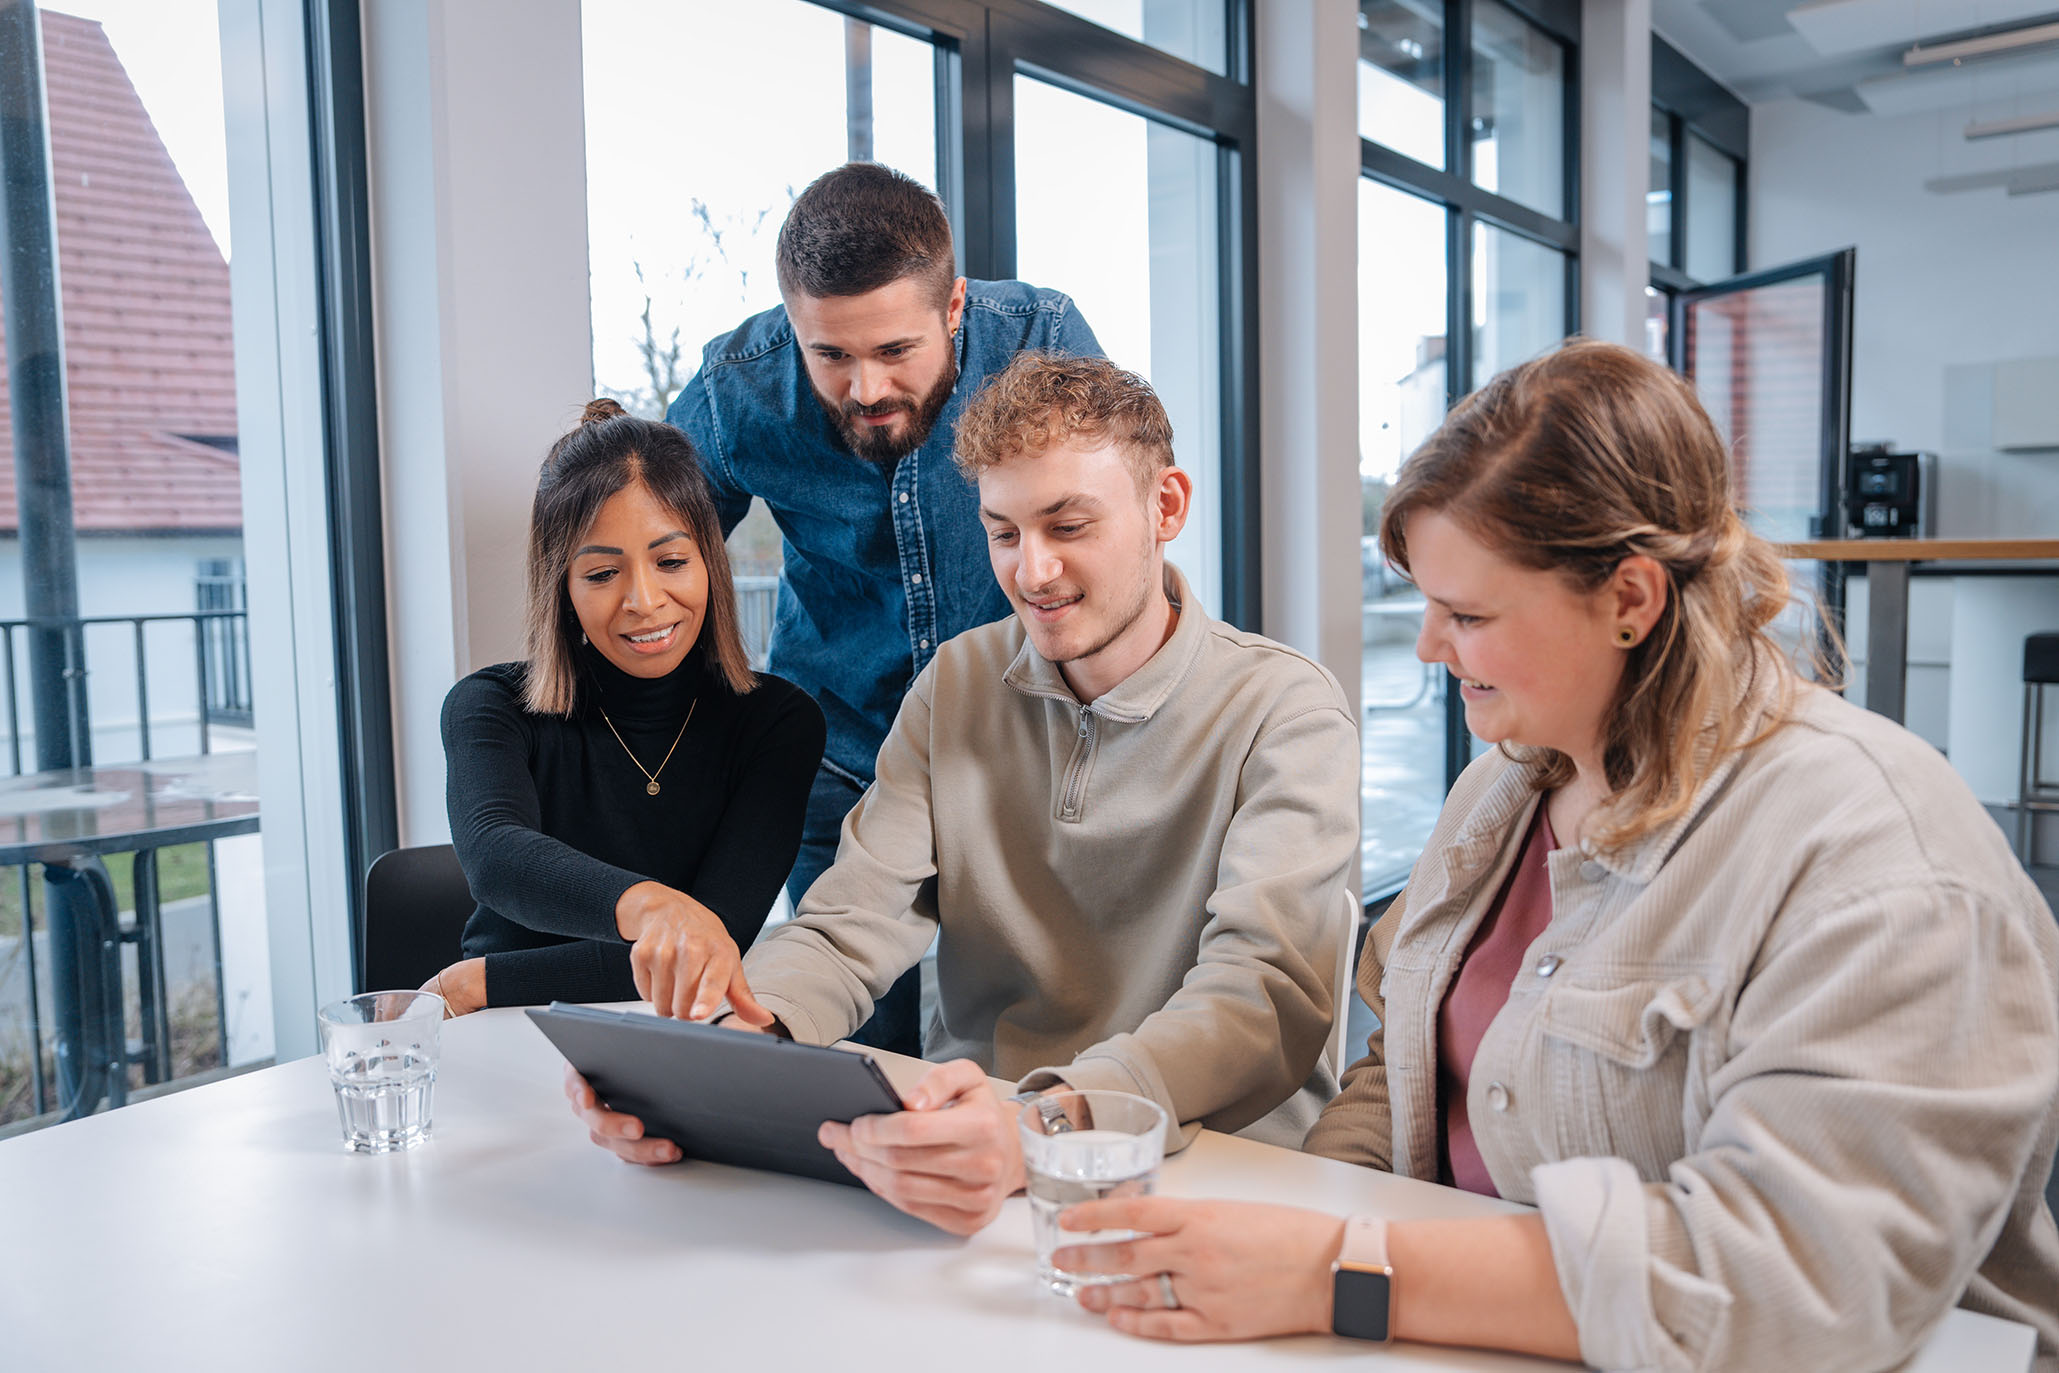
[1436,801,1557,1197]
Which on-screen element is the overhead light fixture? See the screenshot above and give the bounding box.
[1922,160,2059,193]
[1905,20,2059,68]
[1966,109,2059,138]
[2009,165,2059,195]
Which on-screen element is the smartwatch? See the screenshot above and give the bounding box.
[1330,1215,1395,1342]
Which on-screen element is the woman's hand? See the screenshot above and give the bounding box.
[563,1064,681,1165]
[614,881,774,1024]
[1054,1197,1344,1342]
[421,957,487,1017]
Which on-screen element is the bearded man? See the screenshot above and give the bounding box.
[668,163,1102,1055]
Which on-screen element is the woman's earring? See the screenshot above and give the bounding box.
[1616,625,1638,647]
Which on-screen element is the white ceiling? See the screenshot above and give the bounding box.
[1651,0,2059,112]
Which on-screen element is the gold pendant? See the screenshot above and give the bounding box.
[646,780,660,796]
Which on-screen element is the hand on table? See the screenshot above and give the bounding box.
[818,1058,1023,1235]
[614,880,773,1025]
[420,957,487,1017]
[1056,1198,1344,1342]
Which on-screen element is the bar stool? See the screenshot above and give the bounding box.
[2021,632,2059,866]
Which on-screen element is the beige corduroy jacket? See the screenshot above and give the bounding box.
[1306,679,2059,1373]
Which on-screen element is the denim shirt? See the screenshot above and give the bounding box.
[667,280,1101,783]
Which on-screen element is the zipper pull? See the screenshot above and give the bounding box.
[1077,705,1091,737]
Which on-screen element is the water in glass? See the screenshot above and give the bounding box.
[329,1047,435,1153]
[1024,1128,1160,1296]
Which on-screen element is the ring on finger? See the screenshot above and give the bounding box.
[1158,1272,1180,1311]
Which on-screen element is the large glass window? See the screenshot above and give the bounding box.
[1649,107,1674,268]
[1,1,291,1128]
[1039,0,1230,75]
[1685,134,1740,284]
[1357,180,1448,895]
[581,1,938,643]
[1360,1,1577,890]
[1014,77,1224,612]
[1472,223,1566,385]
[1468,0,1565,219]
[1357,0,1445,168]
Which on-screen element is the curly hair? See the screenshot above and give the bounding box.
[1379,338,1844,852]
[952,351,1173,491]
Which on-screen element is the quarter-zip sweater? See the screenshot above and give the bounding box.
[442,644,824,1007]
[741,565,1360,1148]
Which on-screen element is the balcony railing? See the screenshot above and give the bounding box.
[0,610,253,1126]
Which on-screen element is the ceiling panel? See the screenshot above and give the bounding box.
[1857,43,2059,112]
[1788,0,2059,58]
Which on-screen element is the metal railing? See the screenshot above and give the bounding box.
[737,575,777,668]
[0,610,255,770]
[0,609,254,1125]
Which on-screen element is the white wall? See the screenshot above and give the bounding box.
[362,0,594,846]
[1751,97,2059,533]
[1580,0,1653,347]
[1753,97,2059,803]
[1256,0,1362,721]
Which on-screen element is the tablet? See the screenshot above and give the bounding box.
[526,1003,905,1188]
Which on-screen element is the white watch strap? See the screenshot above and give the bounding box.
[1338,1214,1390,1270]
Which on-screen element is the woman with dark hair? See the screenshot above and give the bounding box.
[423,399,823,1022]
[1050,340,2059,1371]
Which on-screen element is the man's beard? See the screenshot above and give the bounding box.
[817,353,959,464]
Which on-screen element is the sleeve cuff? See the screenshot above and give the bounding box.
[1532,1155,1676,1373]
[1015,1054,1199,1154]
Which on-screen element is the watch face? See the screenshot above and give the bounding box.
[1332,1268,1392,1342]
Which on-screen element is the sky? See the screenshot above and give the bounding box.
[48,1,232,256]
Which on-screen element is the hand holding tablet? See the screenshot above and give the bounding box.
[531,1003,902,1187]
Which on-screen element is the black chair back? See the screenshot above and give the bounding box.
[361,844,476,994]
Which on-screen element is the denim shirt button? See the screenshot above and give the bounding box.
[898,491,910,504]
[911,572,923,585]
[919,638,929,650]
[1486,1082,1510,1113]
[1535,953,1561,978]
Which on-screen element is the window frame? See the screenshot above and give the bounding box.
[1357,0,1581,805]
[804,0,1262,628]
[1649,34,1748,295]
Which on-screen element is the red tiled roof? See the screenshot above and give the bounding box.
[0,9,242,535]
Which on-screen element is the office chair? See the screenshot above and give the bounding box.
[360,844,476,994]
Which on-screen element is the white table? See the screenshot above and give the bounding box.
[0,1008,2036,1372]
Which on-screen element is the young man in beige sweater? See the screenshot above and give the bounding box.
[568,353,1360,1235]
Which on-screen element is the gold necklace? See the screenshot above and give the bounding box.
[598,698,696,796]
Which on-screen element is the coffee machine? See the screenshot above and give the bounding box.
[1846,443,1935,539]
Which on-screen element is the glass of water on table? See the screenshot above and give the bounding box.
[318,990,444,1153]
[1017,1089,1168,1296]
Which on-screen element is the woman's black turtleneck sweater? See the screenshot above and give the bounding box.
[440,642,824,1007]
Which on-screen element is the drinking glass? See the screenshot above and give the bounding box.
[1017,1089,1167,1296]
[317,990,444,1153]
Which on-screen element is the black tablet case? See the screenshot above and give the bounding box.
[526,1003,904,1187]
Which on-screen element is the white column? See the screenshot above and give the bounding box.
[1256,0,1361,713]
[362,0,594,845]
[221,0,353,1057]
[1579,0,1651,345]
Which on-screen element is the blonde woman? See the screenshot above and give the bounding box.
[1054,340,2059,1371]
[424,400,823,1020]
